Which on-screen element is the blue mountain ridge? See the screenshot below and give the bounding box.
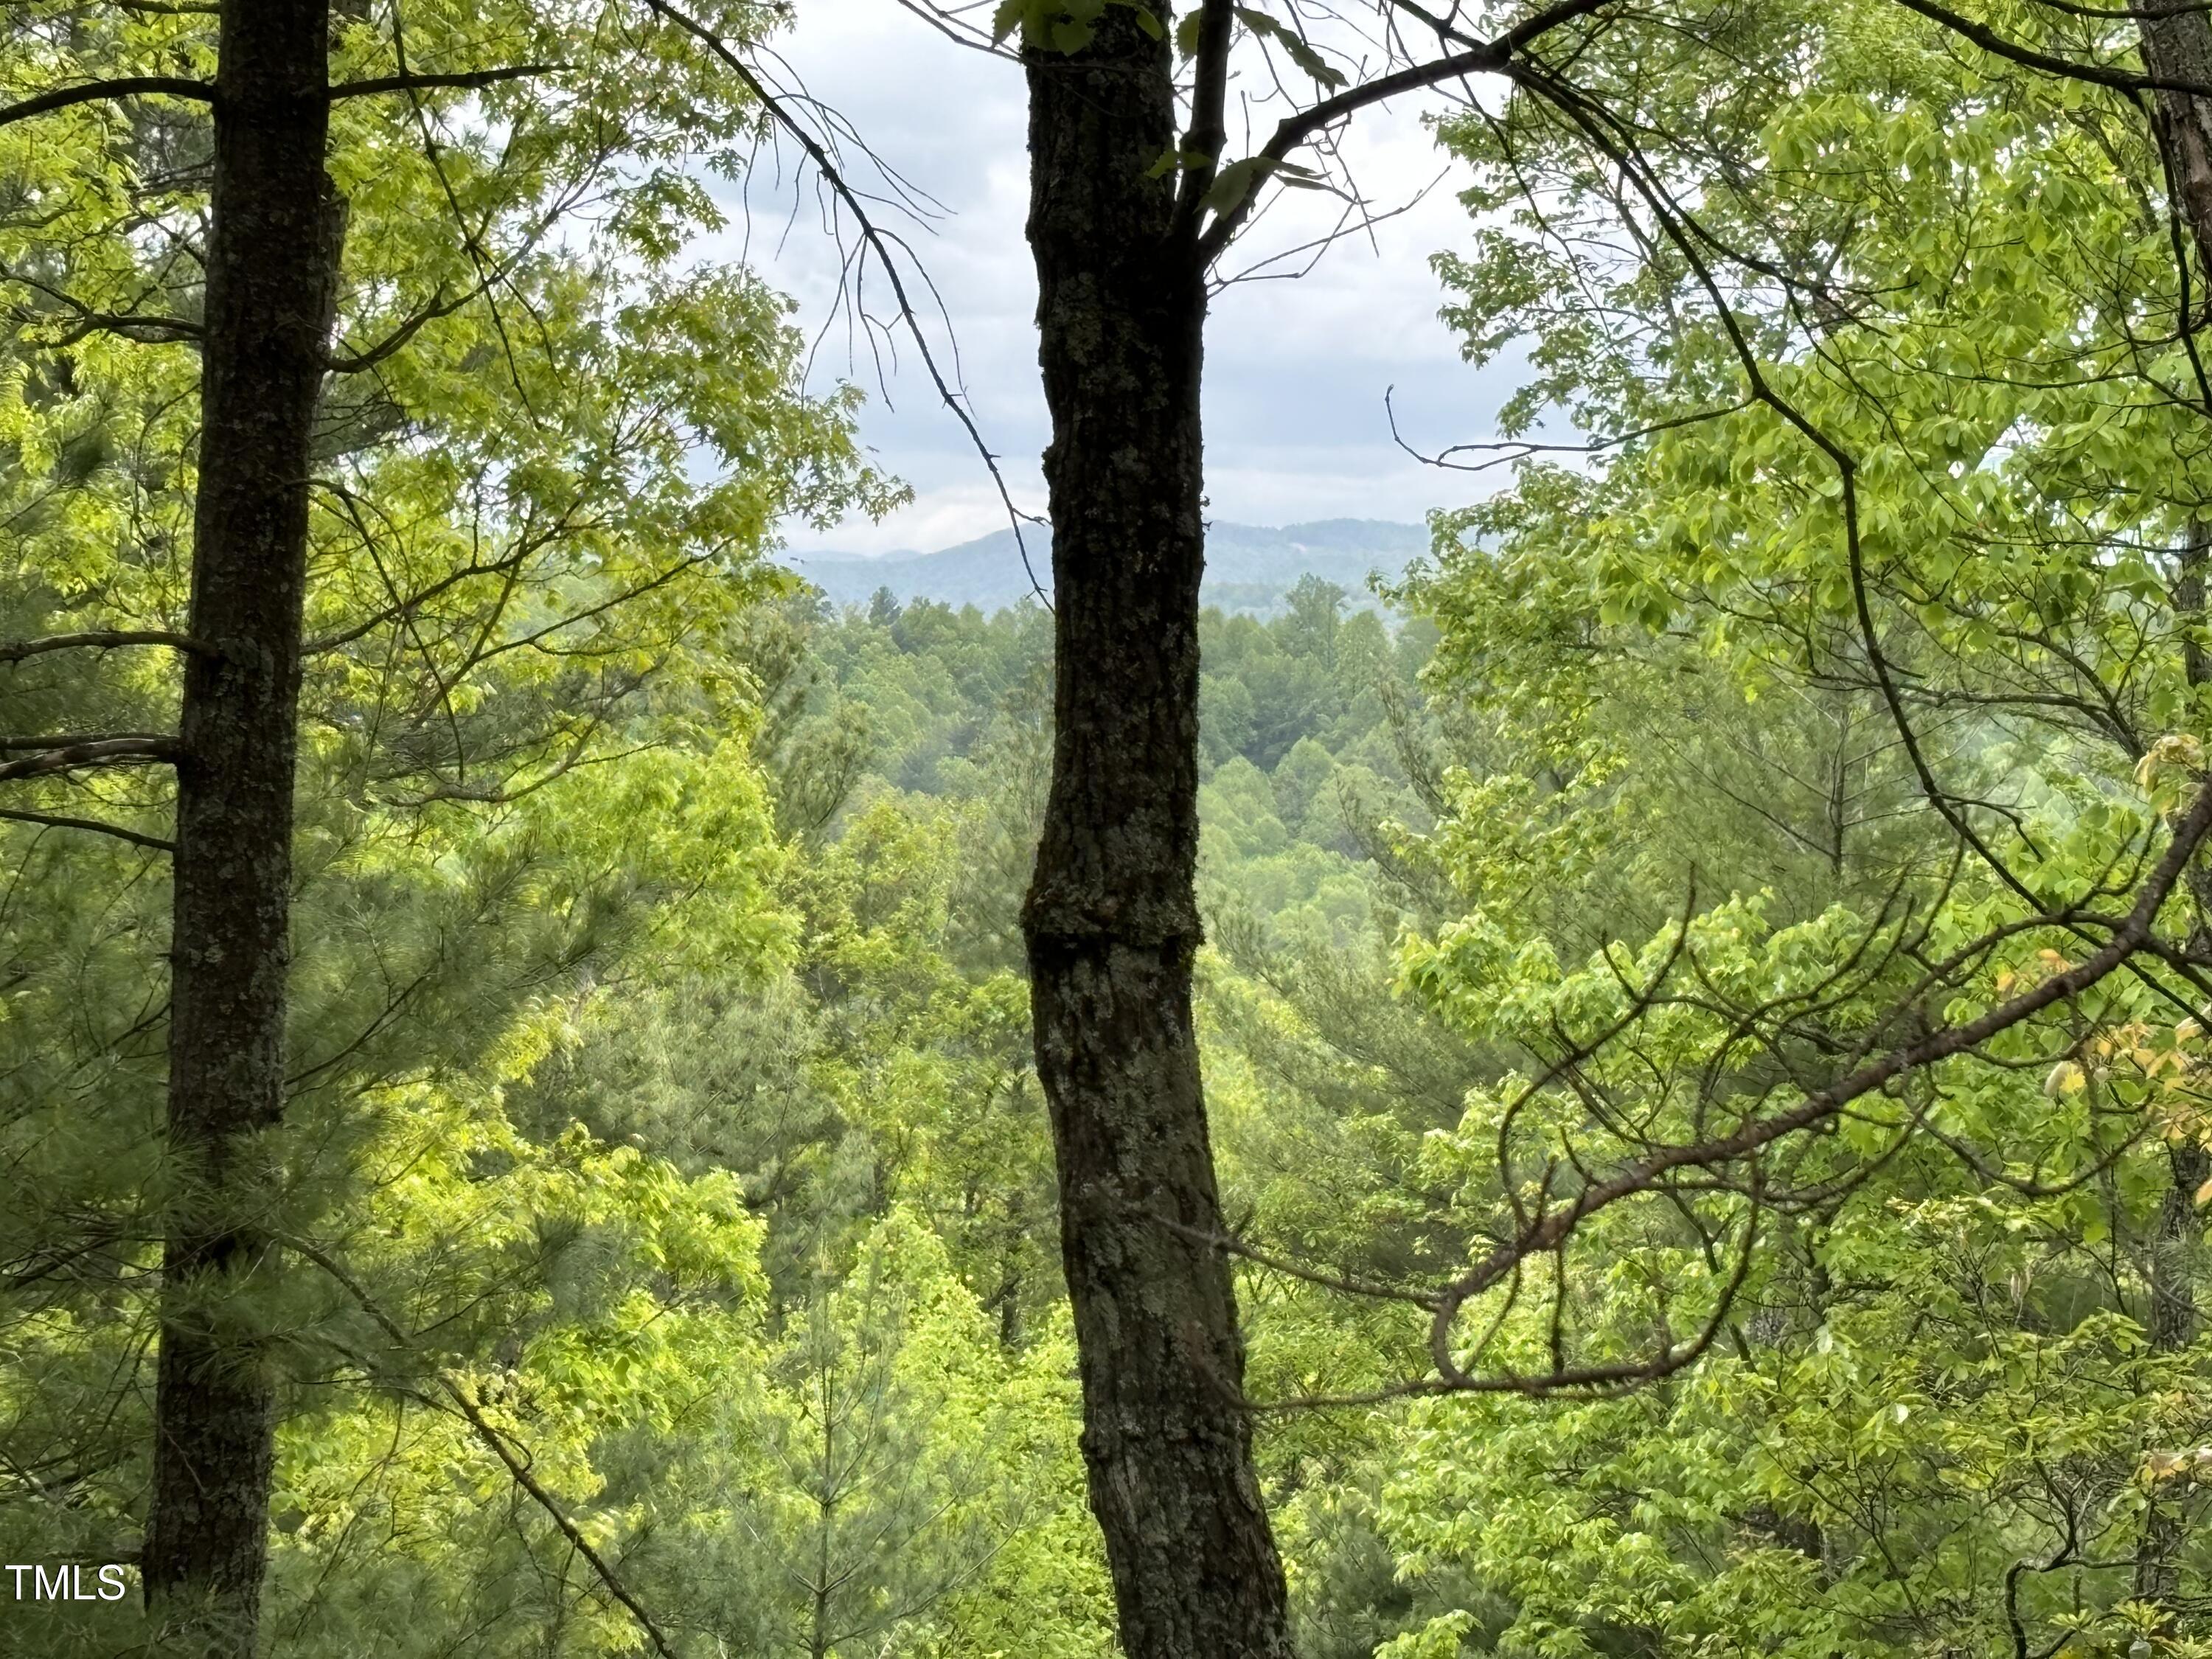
[787,518,1430,617]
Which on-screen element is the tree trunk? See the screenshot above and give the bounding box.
[1020,11,1295,1656]
[2140,522,2212,1619]
[2144,4,2212,1373]
[142,0,342,1647]
[2128,10,2212,1618]
[2144,1,2212,284]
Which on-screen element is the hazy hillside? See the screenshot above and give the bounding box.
[788,518,1429,616]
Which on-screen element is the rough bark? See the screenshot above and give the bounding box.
[141,0,343,1648]
[2139,524,2212,1617]
[1020,11,1295,1655]
[2138,1139,2208,1616]
[2144,1,2212,283]
[2143,4,2212,1369]
[2125,8,2212,1616]
[2147,1132,2208,1361]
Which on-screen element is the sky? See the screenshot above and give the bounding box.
[696,0,1528,557]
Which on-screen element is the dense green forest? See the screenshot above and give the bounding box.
[8,0,2212,1653]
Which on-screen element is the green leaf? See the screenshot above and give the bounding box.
[1233,6,1346,87]
[1145,146,1214,180]
[1277,32,1346,87]
[1200,155,1273,217]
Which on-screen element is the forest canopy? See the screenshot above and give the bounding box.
[4,0,2212,1654]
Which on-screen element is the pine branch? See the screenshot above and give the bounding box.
[0,807,173,852]
[285,1237,683,1659]
[0,737,178,782]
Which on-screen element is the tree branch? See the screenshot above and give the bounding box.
[327,65,565,100]
[1173,0,1237,238]
[1891,0,2212,95]
[0,736,178,782]
[0,77,213,131]
[0,630,211,665]
[1194,0,1624,263]
[285,1237,681,1659]
[325,285,459,372]
[1425,773,2212,1380]
[639,0,1051,606]
[0,807,173,852]
[39,312,203,348]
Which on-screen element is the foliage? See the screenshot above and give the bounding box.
[10,0,2212,1649]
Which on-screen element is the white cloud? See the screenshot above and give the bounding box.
[711,0,1527,555]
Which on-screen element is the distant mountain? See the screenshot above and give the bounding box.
[787,518,1429,617]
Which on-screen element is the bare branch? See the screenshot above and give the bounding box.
[1194,0,1627,264]
[327,65,565,100]
[1387,385,1752,474]
[641,0,1051,606]
[888,0,1023,58]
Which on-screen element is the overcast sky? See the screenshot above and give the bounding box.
[698,1,1526,556]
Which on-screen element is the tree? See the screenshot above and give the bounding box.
[1013,16,1292,1650]
[0,0,378,1636]
[140,1,347,1644]
[678,1211,1102,1658]
[1,0,881,1644]
[621,0,2212,1641]
[987,0,2212,1645]
[20,0,2212,1646]
[1337,0,2212,1640]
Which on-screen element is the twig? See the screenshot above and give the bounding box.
[641,0,1051,607]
